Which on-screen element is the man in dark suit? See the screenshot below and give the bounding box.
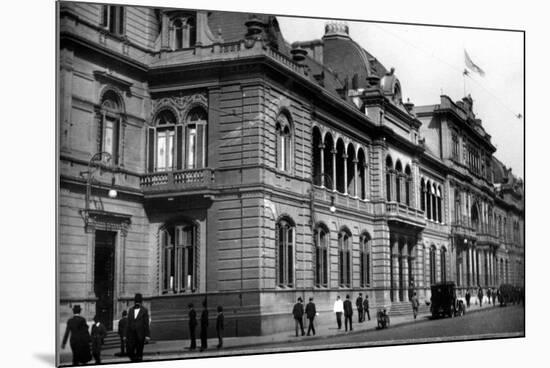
[116,310,128,356]
[292,297,305,337]
[216,305,224,349]
[363,295,371,321]
[343,294,353,331]
[305,297,317,336]
[61,305,91,366]
[200,300,209,352]
[124,293,150,362]
[188,303,197,350]
[356,293,364,323]
[91,315,107,364]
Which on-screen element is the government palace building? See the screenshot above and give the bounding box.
[58,2,524,339]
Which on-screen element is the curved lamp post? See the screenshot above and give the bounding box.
[81,152,118,224]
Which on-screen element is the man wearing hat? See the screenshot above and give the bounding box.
[61,305,92,365]
[124,293,151,362]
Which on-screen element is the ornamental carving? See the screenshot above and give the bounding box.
[151,93,208,122]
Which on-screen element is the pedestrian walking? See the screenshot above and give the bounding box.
[90,315,107,364]
[363,295,371,321]
[333,296,344,329]
[343,294,353,331]
[61,305,92,366]
[492,289,496,306]
[292,297,305,336]
[188,303,197,350]
[356,293,364,323]
[411,292,420,320]
[487,288,492,306]
[305,297,317,336]
[478,287,483,307]
[465,289,471,307]
[116,310,128,356]
[125,293,151,362]
[200,300,209,352]
[216,306,224,349]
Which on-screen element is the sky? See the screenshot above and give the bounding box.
[277,17,524,177]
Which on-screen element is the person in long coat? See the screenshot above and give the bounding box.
[363,295,371,321]
[356,293,364,323]
[305,297,317,336]
[200,300,209,352]
[125,293,151,362]
[117,310,128,356]
[343,294,353,331]
[216,306,224,349]
[61,305,91,366]
[292,297,305,337]
[188,303,197,350]
[90,315,107,364]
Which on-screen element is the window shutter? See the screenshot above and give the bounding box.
[176,125,183,170]
[197,124,205,168]
[147,127,156,172]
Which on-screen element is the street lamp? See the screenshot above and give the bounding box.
[81,152,118,222]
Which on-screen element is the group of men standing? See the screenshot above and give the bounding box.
[186,301,225,351]
[291,293,371,337]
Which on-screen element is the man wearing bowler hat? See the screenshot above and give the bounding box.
[125,293,150,362]
[61,305,91,365]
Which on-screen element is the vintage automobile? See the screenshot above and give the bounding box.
[430,281,465,318]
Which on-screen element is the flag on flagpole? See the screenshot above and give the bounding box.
[464,50,485,77]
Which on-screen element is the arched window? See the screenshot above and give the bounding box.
[431,183,437,221]
[426,181,432,220]
[147,106,207,173]
[440,247,447,282]
[420,179,426,212]
[358,148,367,200]
[99,91,123,165]
[171,16,196,50]
[276,218,295,287]
[454,189,461,224]
[161,222,197,293]
[276,114,292,172]
[360,233,371,287]
[338,229,351,287]
[312,127,322,186]
[314,224,329,287]
[405,165,412,206]
[395,160,402,203]
[437,186,442,223]
[386,156,393,201]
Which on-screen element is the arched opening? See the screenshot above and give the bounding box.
[346,144,356,196]
[323,133,334,190]
[395,160,403,203]
[335,139,346,193]
[360,232,371,287]
[313,223,329,287]
[358,148,367,200]
[385,155,393,201]
[276,113,292,172]
[405,164,412,206]
[471,204,480,231]
[312,127,322,186]
[276,217,295,287]
[338,228,352,287]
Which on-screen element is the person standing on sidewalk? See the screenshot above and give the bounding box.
[200,300,209,352]
[117,311,128,356]
[305,297,317,336]
[492,289,496,305]
[465,289,471,307]
[125,293,151,362]
[90,315,107,364]
[216,306,224,349]
[477,287,483,307]
[188,303,197,350]
[343,294,353,331]
[356,293,364,323]
[333,295,344,329]
[363,295,371,321]
[61,305,92,366]
[411,292,420,320]
[292,297,305,336]
[487,288,492,306]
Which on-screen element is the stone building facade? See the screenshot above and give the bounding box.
[58,2,524,339]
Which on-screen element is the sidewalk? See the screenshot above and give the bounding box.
[59,301,502,365]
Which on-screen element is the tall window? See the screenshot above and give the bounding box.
[147,107,207,172]
[172,16,196,50]
[429,245,437,285]
[99,92,122,165]
[420,179,426,212]
[405,165,412,206]
[454,189,461,224]
[314,225,329,287]
[102,5,125,35]
[451,131,459,161]
[440,247,447,282]
[386,156,393,201]
[276,114,292,172]
[395,161,402,203]
[276,218,294,287]
[338,230,351,287]
[437,186,443,223]
[360,233,371,287]
[161,223,197,293]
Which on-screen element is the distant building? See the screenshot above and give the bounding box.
[58,2,524,339]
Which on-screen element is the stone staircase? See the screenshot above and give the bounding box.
[102,331,121,351]
[388,301,430,316]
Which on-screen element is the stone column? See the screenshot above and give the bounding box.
[392,239,400,302]
[402,247,409,302]
[331,149,337,191]
[353,158,358,198]
[343,153,348,195]
[468,246,473,287]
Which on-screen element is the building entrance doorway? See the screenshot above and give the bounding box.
[94,230,116,330]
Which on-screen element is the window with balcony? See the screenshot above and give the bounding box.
[276,114,292,172]
[360,233,371,287]
[338,229,352,287]
[147,107,207,173]
[98,91,123,165]
[276,218,295,287]
[314,224,329,287]
[101,5,125,35]
[161,222,197,293]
